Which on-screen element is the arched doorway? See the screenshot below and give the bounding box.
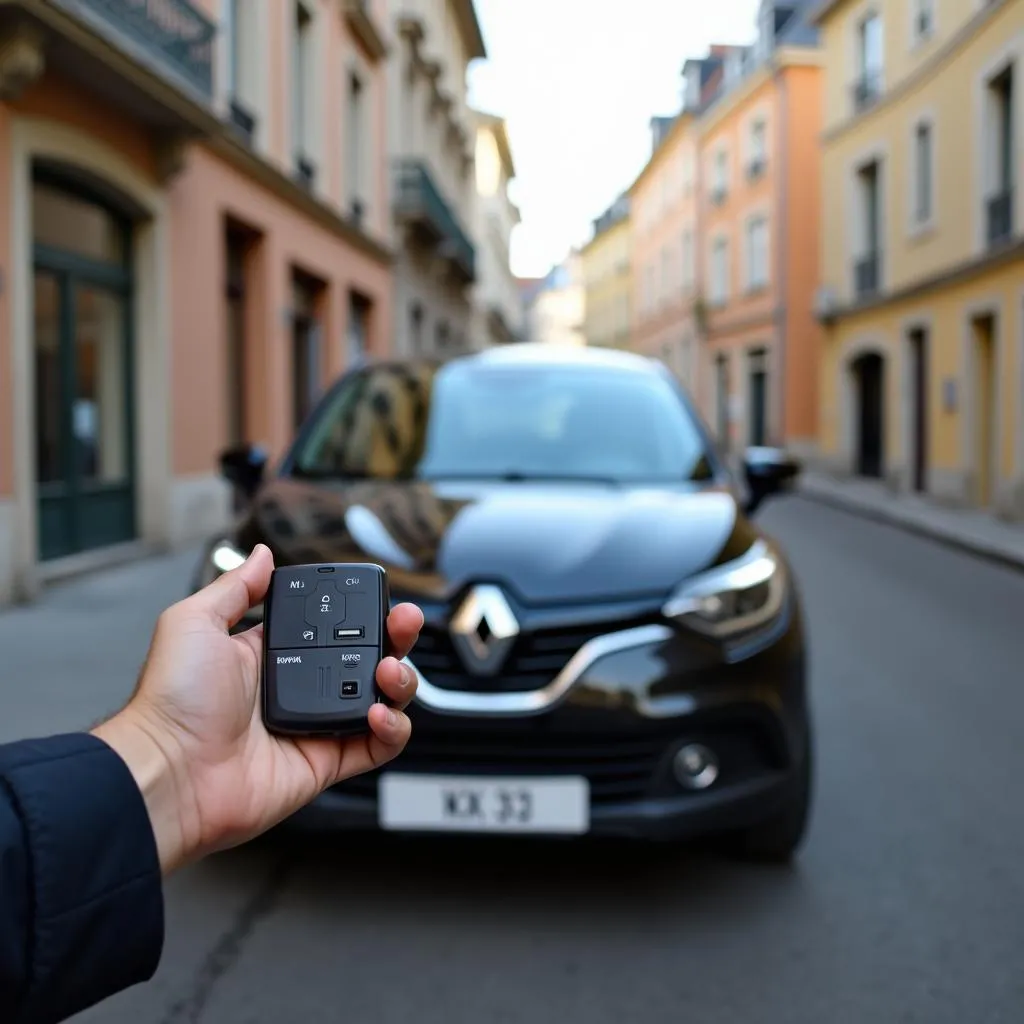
[32,166,136,560]
[851,352,885,479]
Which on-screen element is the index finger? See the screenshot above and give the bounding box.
[386,602,424,661]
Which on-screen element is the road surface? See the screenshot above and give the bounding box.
[1,497,1021,1023]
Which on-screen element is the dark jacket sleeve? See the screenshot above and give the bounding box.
[0,732,165,1023]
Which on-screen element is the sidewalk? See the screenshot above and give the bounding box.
[797,472,1024,573]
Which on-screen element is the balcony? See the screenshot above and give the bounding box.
[852,72,883,113]
[47,0,215,100]
[393,158,476,283]
[0,0,218,144]
[854,251,881,298]
[986,188,1013,247]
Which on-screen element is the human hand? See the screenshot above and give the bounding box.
[92,544,422,874]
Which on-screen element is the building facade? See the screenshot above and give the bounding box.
[0,0,393,603]
[629,110,700,390]
[694,3,823,455]
[581,193,631,349]
[814,0,1024,520]
[523,254,586,346]
[470,108,522,347]
[387,0,484,360]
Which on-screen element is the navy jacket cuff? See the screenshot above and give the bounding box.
[0,732,165,1023]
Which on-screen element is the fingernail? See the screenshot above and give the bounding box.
[387,708,399,727]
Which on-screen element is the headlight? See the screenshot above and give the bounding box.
[662,540,786,639]
[194,539,265,620]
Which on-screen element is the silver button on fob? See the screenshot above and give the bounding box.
[262,562,391,737]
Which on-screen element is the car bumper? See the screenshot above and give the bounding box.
[285,760,803,842]
[281,598,810,842]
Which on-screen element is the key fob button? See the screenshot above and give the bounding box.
[304,587,346,627]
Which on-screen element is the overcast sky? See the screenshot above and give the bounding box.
[467,0,762,279]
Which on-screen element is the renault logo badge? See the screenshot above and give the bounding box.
[450,585,519,676]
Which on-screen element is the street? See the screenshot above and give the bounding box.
[3,497,1023,1024]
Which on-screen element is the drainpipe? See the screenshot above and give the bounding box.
[774,61,789,449]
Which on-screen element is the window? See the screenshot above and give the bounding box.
[225,0,257,141]
[746,216,769,290]
[347,71,366,224]
[913,122,933,225]
[225,227,249,447]
[985,65,1014,246]
[710,237,729,305]
[711,149,728,201]
[293,1,315,181]
[291,362,716,484]
[855,160,882,295]
[855,12,884,110]
[749,120,767,176]
[291,273,322,429]
[681,230,694,291]
[348,292,371,365]
[913,0,934,43]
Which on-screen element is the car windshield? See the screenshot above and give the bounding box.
[290,359,715,483]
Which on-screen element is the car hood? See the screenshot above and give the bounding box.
[235,477,758,606]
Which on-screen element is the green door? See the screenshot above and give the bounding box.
[32,176,136,561]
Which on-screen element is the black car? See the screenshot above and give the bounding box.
[193,343,811,860]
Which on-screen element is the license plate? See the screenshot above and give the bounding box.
[378,774,590,834]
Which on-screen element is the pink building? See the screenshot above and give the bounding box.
[629,111,701,393]
[0,0,393,604]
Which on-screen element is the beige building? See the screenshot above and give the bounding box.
[524,253,586,346]
[470,109,522,347]
[814,0,1024,519]
[388,0,486,360]
[581,194,631,348]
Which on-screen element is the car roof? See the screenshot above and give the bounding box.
[442,343,662,375]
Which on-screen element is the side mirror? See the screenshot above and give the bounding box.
[743,446,801,515]
[219,444,268,500]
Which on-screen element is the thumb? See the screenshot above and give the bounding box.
[188,544,274,632]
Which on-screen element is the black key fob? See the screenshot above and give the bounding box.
[262,563,390,738]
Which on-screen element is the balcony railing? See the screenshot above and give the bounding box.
[854,251,881,298]
[986,188,1013,247]
[852,72,883,113]
[62,0,216,99]
[393,158,476,281]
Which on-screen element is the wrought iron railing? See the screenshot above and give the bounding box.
[852,72,883,113]
[71,0,216,99]
[394,159,476,279]
[986,189,1013,247]
[854,251,881,297]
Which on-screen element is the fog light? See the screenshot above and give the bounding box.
[673,744,719,790]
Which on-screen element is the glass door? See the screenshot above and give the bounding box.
[32,175,135,560]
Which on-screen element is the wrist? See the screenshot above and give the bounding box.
[91,707,192,876]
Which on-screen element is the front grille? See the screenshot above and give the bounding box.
[336,731,674,804]
[411,621,615,693]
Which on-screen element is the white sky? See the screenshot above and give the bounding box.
[467,0,761,279]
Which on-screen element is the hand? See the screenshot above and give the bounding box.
[92,544,422,875]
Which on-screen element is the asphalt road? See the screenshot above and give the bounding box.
[2,496,1023,1024]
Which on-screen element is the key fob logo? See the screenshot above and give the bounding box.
[289,580,305,589]
[341,653,361,665]
[277,655,302,665]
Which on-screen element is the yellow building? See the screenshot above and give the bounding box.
[813,0,1024,519]
[581,195,631,348]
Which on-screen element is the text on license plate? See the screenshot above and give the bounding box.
[378,774,590,834]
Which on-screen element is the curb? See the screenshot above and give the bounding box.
[795,484,1024,575]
